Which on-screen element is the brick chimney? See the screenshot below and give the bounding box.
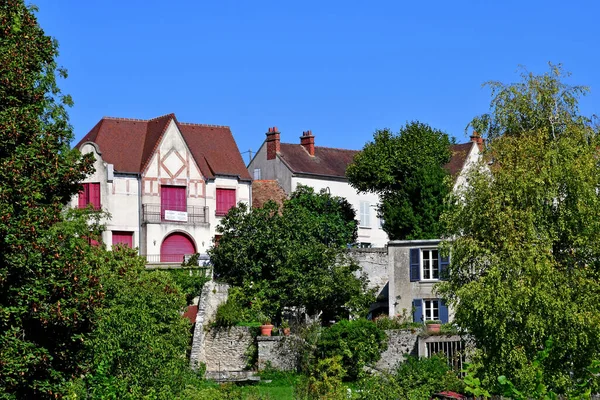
[470,131,484,153]
[300,130,315,156]
[266,126,280,160]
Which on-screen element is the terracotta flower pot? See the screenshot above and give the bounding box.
[283,327,291,336]
[426,323,441,333]
[260,324,274,336]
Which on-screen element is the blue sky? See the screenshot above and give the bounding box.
[35,0,599,163]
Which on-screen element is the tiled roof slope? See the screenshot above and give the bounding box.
[75,114,251,180]
[277,142,474,179]
[252,180,288,209]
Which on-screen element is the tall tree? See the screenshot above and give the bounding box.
[209,185,373,322]
[438,65,600,394]
[346,121,453,240]
[0,2,98,397]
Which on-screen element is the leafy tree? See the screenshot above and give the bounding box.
[0,2,99,397]
[66,247,200,399]
[346,122,453,240]
[209,185,374,323]
[438,65,600,394]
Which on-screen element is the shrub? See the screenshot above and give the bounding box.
[374,315,422,331]
[316,319,387,380]
[294,356,347,400]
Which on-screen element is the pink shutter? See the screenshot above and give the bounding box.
[90,183,101,209]
[228,189,236,210]
[216,189,235,216]
[112,231,133,248]
[160,233,196,263]
[78,184,88,208]
[161,186,186,219]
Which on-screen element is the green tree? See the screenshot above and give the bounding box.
[67,247,200,399]
[0,2,99,398]
[438,65,600,394]
[209,185,374,323]
[346,122,453,240]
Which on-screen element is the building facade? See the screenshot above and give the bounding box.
[72,113,251,264]
[248,128,388,247]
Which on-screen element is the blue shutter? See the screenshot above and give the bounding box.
[439,252,450,280]
[410,248,420,282]
[439,299,449,323]
[412,299,423,323]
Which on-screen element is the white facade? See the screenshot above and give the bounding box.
[249,138,388,248]
[73,119,251,264]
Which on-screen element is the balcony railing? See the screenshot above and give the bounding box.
[143,253,212,268]
[142,204,209,225]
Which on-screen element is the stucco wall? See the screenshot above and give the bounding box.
[248,142,295,194]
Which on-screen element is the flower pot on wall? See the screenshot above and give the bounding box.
[283,327,291,336]
[426,323,441,333]
[260,324,274,336]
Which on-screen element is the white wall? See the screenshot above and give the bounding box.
[292,176,388,247]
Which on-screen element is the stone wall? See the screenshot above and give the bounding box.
[348,247,388,296]
[257,336,303,371]
[189,280,230,369]
[203,326,254,372]
[374,329,419,371]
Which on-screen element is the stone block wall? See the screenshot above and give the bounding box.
[348,248,388,295]
[374,329,419,371]
[257,336,303,371]
[203,326,254,372]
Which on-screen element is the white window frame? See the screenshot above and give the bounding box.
[421,248,440,281]
[423,299,440,321]
[359,201,370,227]
[253,168,261,180]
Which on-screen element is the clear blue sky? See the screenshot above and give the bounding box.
[34,0,599,163]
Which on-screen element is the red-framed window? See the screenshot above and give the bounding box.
[78,183,101,210]
[112,231,133,248]
[161,185,187,220]
[216,188,236,216]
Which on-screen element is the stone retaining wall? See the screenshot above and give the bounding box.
[203,326,254,372]
[374,329,419,371]
[257,335,303,371]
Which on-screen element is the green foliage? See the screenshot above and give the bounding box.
[463,363,491,399]
[346,121,453,240]
[167,267,211,305]
[374,314,421,331]
[69,247,200,399]
[355,355,464,400]
[294,356,348,400]
[315,319,387,380]
[438,64,600,394]
[210,186,374,323]
[0,1,98,398]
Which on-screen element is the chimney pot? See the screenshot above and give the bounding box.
[266,126,280,160]
[470,131,484,152]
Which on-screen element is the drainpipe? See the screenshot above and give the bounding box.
[137,173,143,258]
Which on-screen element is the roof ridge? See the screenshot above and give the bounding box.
[281,142,359,152]
[102,116,149,122]
[179,122,230,128]
[148,113,175,121]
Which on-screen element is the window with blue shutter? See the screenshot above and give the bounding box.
[439,300,449,323]
[439,253,450,280]
[410,248,420,281]
[412,299,423,323]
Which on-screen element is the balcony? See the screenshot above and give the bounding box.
[142,204,209,225]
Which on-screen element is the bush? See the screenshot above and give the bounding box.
[316,319,387,380]
[374,315,422,331]
[294,356,347,400]
[355,355,464,400]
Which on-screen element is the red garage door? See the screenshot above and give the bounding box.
[160,232,196,263]
[112,231,133,248]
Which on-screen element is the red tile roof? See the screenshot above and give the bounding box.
[276,142,474,179]
[75,114,251,181]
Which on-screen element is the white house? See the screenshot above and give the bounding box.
[72,113,252,264]
[248,128,388,247]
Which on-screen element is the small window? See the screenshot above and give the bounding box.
[216,188,236,216]
[78,183,101,210]
[422,249,439,280]
[359,201,370,227]
[253,168,261,180]
[423,299,440,321]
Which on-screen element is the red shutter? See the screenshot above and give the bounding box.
[90,183,101,209]
[161,186,186,219]
[160,233,196,263]
[78,184,88,208]
[112,231,133,248]
[216,188,236,216]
